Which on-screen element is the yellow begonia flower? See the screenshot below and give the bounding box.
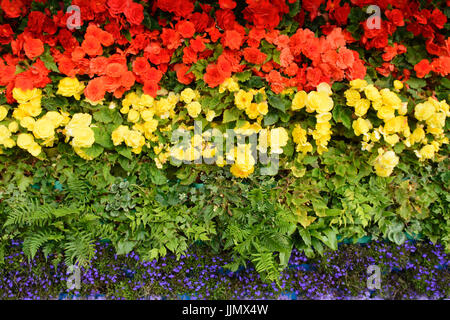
[306,91,333,113]
[0,105,8,121]
[291,91,307,111]
[127,109,140,123]
[234,90,253,110]
[8,121,18,133]
[384,134,399,146]
[414,102,435,121]
[350,79,368,90]
[393,80,403,90]
[352,118,372,136]
[415,144,436,160]
[270,127,289,153]
[374,149,399,177]
[230,162,254,178]
[0,125,11,144]
[384,116,408,135]
[364,84,381,102]
[377,105,396,120]
[354,99,370,117]
[316,82,332,96]
[344,89,361,107]
[205,109,216,122]
[186,101,201,118]
[33,118,55,140]
[56,77,85,100]
[12,88,42,104]
[20,116,36,130]
[180,88,196,103]
[71,126,95,148]
[17,133,35,150]
[111,125,130,146]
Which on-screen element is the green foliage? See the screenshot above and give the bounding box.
[0,133,448,281]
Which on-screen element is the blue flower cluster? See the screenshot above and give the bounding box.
[0,239,448,300]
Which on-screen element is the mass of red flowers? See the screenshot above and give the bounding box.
[0,0,448,103]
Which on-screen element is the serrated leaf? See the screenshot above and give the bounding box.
[222,108,240,123]
[93,108,113,123]
[41,47,59,72]
[268,95,286,113]
[82,144,104,158]
[92,126,114,149]
[117,146,133,160]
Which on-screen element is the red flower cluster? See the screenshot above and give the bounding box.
[349,0,449,78]
[0,0,447,104]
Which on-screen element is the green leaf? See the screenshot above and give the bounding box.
[332,104,352,129]
[263,111,279,126]
[223,108,240,123]
[41,96,68,111]
[118,156,135,172]
[335,164,347,176]
[268,95,286,113]
[116,240,136,255]
[234,70,252,82]
[17,174,33,192]
[117,146,133,160]
[93,108,114,123]
[82,144,104,158]
[440,78,450,89]
[323,229,338,250]
[150,165,167,185]
[392,231,406,245]
[406,78,426,89]
[405,45,428,66]
[299,229,311,246]
[92,126,114,149]
[41,46,59,72]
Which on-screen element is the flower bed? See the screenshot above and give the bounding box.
[0,240,448,300]
[0,0,448,288]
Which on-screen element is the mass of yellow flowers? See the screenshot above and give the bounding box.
[345,79,449,175]
[0,77,447,179]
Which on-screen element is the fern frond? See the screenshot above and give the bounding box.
[66,178,89,199]
[64,231,95,268]
[5,200,78,227]
[22,231,63,260]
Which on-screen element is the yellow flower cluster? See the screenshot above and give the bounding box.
[119,91,161,142]
[234,88,268,120]
[121,90,176,122]
[228,143,256,178]
[111,125,146,154]
[345,80,449,175]
[180,88,202,118]
[373,148,399,177]
[292,83,334,154]
[12,88,42,119]
[347,80,411,153]
[16,133,41,156]
[1,78,446,180]
[0,106,16,152]
[292,124,312,154]
[219,77,240,93]
[65,113,95,150]
[412,97,449,161]
[1,88,74,156]
[57,77,85,100]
